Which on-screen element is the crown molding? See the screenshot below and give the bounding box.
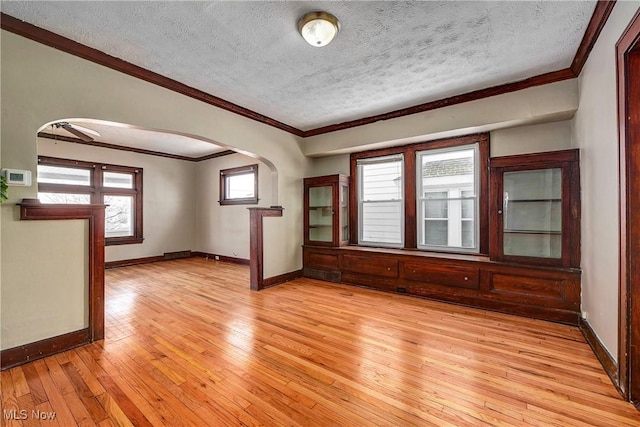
[2,2,615,138]
[37,132,235,162]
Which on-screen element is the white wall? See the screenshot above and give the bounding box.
[1,30,308,351]
[37,138,197,262]
[491,120,573,157]
[572,1,640,360]
[196,153,271,260]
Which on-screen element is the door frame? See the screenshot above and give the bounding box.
[617,8,640,406]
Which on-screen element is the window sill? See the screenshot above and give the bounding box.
[219,199,259,206]
[106,237,144,246]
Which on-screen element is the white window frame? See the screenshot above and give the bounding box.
[357,154,405,248]
[416,144,479,253]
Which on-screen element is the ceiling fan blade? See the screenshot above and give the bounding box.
[69,124,101,138]
[63,125,94,142]
[53,121,98,142]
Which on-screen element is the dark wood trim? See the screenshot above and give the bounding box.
[18,200,106,344]
[304,69,575,137]
[248,207,284,290]
[350,133,489,254]
[3,3,612,139]
[0,14,303,137]
[0,328,90,370]
[262,270,303,289]
[489,149,580,269]
[38,132,235,162]
[580,318,622,396]
[219,164,259,205]
[571,1,618,75]
[303,174,350,247]
[617,7,640,403]
[195,150,237,162]
[192,252,250,265]
[37,156,144,246]
[106,256,165,269]
[304,245,581,325]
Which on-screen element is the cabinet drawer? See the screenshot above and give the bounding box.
[404,262,479,289]
[342,254,398,278]
[307,252,339,270]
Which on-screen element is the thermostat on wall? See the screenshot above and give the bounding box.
[2,169,32,186]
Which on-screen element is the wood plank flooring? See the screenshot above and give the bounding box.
[2,257,639,426]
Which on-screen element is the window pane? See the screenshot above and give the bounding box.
[461,220,474,248]
[421,149,475,190]
[417,145,478,252]
[38,165,91,186]
[362,201,403,245]
[104,195,134,237]
[226,173,255,199]
[38,192,91,204]
[359,156,404,246]
[361,161,402,201]
[425,220,448,246]
[424,199,447,218]
[103,171,133,189]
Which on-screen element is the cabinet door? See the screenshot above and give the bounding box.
[308,185,334,243]
[340,182,349,244]
[503,168,562,259]
[490,149,580,268]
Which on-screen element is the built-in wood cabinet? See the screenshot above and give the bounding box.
[303,245,581,324]
[489,149,580,268]
[302,150,582,325]
[304,174,349,247]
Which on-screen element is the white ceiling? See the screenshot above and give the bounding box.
[40,121,228,159]
[4,1,596,156]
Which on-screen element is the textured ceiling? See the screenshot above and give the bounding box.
[3,1,596,133]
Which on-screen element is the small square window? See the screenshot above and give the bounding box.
[219,164,258,205]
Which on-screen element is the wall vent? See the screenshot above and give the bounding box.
[164,250,192,260]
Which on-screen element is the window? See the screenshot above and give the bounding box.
[351,134,489,254]
[37,157,143,245]
[357,154,404,247]
[417,145,479,252]
[219,164,258,205]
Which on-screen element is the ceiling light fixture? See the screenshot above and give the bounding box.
[297,11,340,47]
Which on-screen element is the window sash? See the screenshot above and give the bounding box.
[37,157,143,245]
[357,154,404,247]
[417,144,479,252]
[219,164,258,205]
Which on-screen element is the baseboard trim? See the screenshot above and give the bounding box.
[1,328,90,370]
[262,270,303,289]
[192,251,250,265]
[106,256,165,269]
[579,318,622,396]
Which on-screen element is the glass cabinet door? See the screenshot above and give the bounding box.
[503,168,562,259]
[340,184,349,243]
[308,185,333,242]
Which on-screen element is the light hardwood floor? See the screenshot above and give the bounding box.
[2,257,639,426]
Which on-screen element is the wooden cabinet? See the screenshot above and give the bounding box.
[303,245,581,324]
[304,174,349,247]
[490,149,580,268]
[301,150,582,325]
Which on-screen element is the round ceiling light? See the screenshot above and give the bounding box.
[297,11,340,47]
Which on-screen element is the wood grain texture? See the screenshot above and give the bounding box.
[2,258,638,426]
[1,330,90,371]
[617,8,640,404]
[304,245,581,324]
[248,207,283,290]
